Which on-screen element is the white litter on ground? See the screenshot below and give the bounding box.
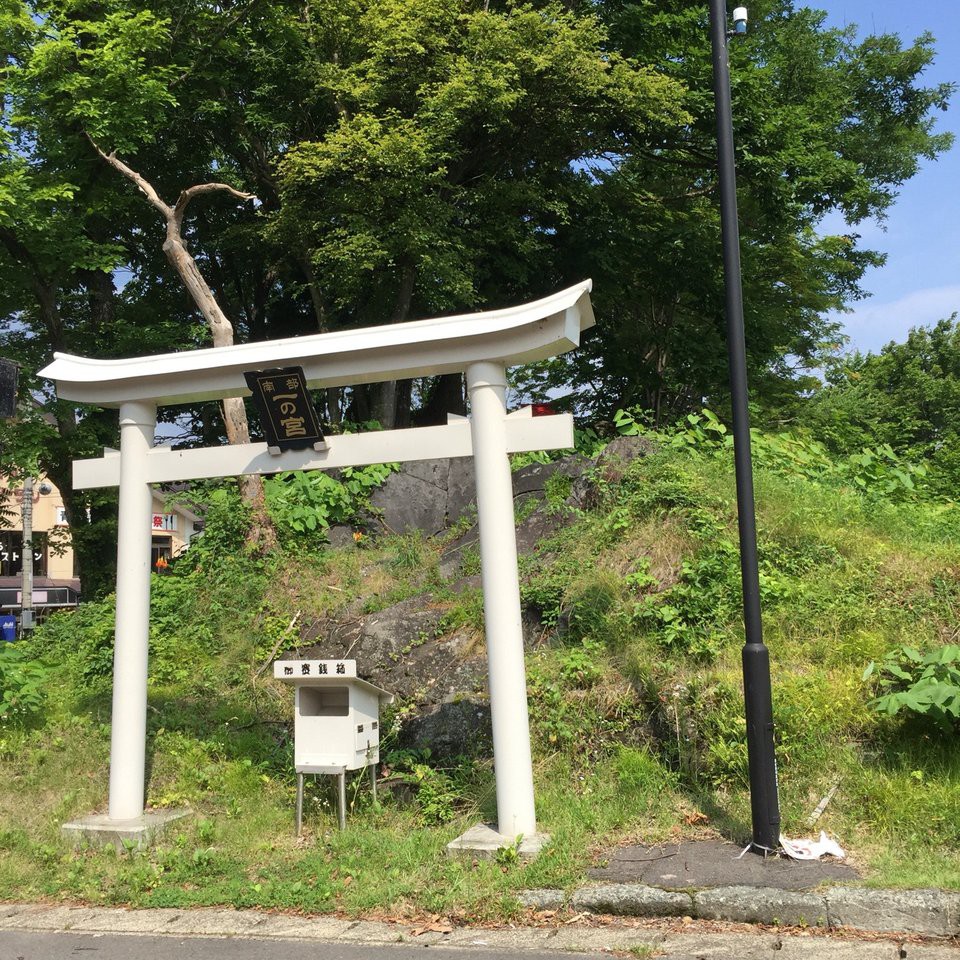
[779,831,846,860]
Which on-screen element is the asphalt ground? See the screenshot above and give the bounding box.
[588,840,858,889]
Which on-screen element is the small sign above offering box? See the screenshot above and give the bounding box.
[273,659,358,680]
[244,366,326,455]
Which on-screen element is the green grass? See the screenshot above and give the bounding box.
[1,443,959,914]
[626,947,660,960]
[0,712,680,916]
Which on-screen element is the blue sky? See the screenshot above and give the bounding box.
[813,0,959,354]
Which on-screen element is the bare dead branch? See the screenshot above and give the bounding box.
[84,133,276,536]
[173,182,257,228]
[86,134,173,219]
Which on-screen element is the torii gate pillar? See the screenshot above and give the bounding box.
[109,401,157,820]
[467,362,537,840]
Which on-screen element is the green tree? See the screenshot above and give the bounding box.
[804,316,960,493]
[0,0,296,560]
[271,0,689,425]
[3,0,954,517]
[518,0,953,422]
[1,3,139,594]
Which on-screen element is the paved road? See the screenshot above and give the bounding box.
[1,933,596,960]
[4,929,956,959]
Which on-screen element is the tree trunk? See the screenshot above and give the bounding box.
[91,140,277,553]
[416,373,466,426]
[326,388,342,426]
[297,253,343,430]
[394,379,413,428]
[370,262,417,428]
[299,253,330,333]
[369,380,398,429]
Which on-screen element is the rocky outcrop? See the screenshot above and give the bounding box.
[368,451,595,541]
[296,439,656,758]
[368,458,476,536]
[570,435,657,510]
[436,455,592,581]
[399,699,493,759]
[301,594,487,703]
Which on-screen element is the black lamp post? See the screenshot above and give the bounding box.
[707,0,781,853]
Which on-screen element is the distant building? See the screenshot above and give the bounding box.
[0,476,200,615]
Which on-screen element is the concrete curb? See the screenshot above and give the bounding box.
[571,884,692,918]
[520,884,960,937]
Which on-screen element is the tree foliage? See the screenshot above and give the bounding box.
[805,316,960,494]
[516,0,952,421]
[0,0,954,590]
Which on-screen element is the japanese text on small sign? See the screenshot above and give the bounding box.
[243,366,325,452]
[296,661,348,677]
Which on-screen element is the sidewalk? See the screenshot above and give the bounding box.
[1,902,959,959]
[518,840,960,938]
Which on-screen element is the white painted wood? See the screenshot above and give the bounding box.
[40,281,594,407]
[108,402,157,821]
[72,414,574,489]
[467,361,538,839]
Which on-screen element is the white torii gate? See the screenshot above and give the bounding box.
[41,280,595,851]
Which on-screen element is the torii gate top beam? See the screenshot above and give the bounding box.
[40,281,594,409]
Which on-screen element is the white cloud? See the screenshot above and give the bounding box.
[835,285,960,353]
[818,210,888,248]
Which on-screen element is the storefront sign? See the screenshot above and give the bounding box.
[0,532,46,577]
[244,366,326,454]
[151,513,176,531]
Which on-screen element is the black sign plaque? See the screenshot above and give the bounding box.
[243,366,326,454]
[0,359,18,420]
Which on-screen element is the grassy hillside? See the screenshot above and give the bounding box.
[0,432,958,916]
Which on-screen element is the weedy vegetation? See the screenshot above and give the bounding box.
[0,419,958,917]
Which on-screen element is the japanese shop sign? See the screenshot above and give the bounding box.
[151,513,176,531]
[0,532,46,577]
[244,366,326,454]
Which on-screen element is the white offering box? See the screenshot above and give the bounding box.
[274,658,394,832]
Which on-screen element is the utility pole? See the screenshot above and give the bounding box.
[21,477,35,632]
[707,0,781,853]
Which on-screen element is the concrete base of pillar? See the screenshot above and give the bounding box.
[61,809,191,851]
[446,822,550,861]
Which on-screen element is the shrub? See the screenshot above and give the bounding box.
[264,464,397,544]
[865,645,960,731]
[383,749,476,825]
[33,599,116,690]
[0,644,51,724]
